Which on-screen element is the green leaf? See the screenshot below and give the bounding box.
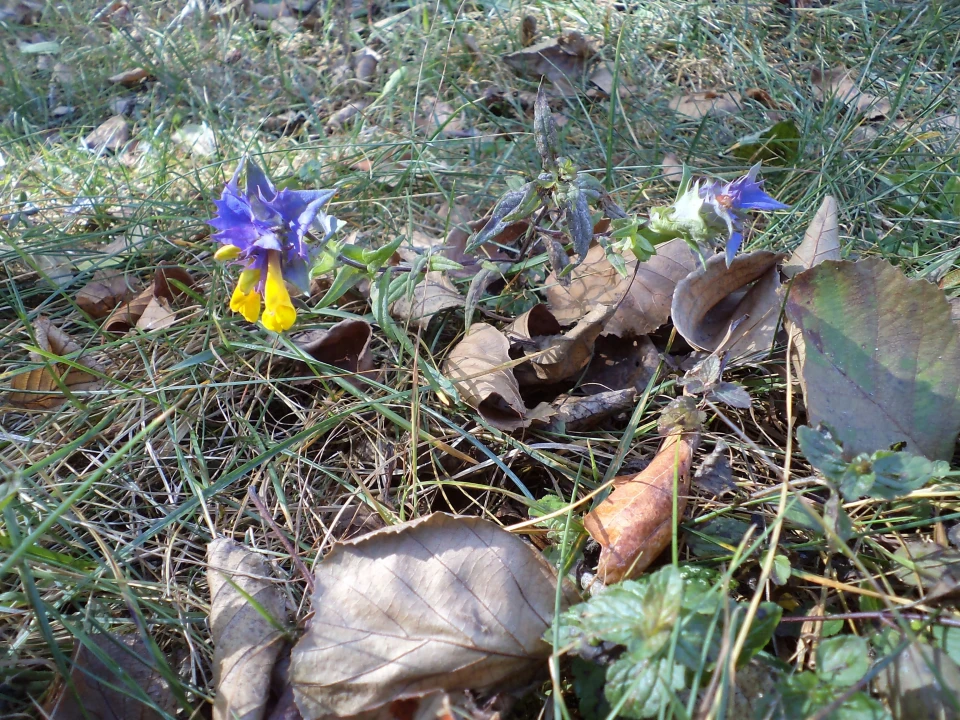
[932,626,960,668]
[316,266,361,308]
[639,566,684,655]
[876,643,960,720]
[772,554,792,585]
[796,425,848,482]
[830,692,892,720]
[785,259,960,461]
[565,187,594,261]
[470,186,536,250]
[870,452,949,499]
[361,236,403,270]
[738,603,783,663]
[685,517,752,558]
[817,635,870,687]
[528,494,584,565]
[605,656,685,720]
[534,85,559,171]
[557,580,649,648]
[571,658,610,720]
[426,255,465,272]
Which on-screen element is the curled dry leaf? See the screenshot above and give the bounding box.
[545,239,698,337]
[208,538,288,720]
[669,90,742,120]
[584,397,703,583]
[105,266,195,333]
[136,295,177,331]
[811,66,891,120]
[353,47,380,85]
[543,388,637,432]
[785,258,960,460]
[7,318,104,409]
[290,513,577,719]
[76,269,138,318]
[108,67,151,86]
[502,31,596,95]
[291,318,375,380]
[443,324,528,431]
[392,271,463,330]
[42,633,176,720]
[672,250,785,359]
[83,115,130,153]
[783,196,841,278]
[506,304,614,386]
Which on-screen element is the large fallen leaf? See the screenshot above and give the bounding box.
[669,91,741,120]
[76,269,138,318]
[42,633,176,720]
[784,258,960,460]
[783,196,841,277]
[208,539,288,720]
[811,66,891,120]
[545,240,698,337]
[443,324,529,431]
[290,318,375,380]
[7,318,103,409]
[172,123,217,158]
[392,271,463,330]
[672,251,784,359]
[876,642,960,720]
[290,513,576,718]
[136,296,177,331]
[506,304,614,386]
[502,31,595,95]
[584,397,703,583]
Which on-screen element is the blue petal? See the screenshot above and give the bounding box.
[272,188,337,252]
[246,160,277,201]
[737,184,789,211]
[282,255,311,295]
[226,157,245,194]
[725,230,743,266]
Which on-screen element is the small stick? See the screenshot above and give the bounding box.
[780,610,960,628]
[247,487,315,594]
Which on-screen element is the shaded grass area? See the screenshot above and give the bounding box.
[1,0,960,716]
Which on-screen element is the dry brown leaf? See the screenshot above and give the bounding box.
[672,250,785,359]
[290,318,376,381]
[543,388,637,432]
[392,271,463,329]
[83,115,130,153]
[744,87,778,108]
[669,91,742,120]
[783,196,841,277]
[584,397,703,583]
[507,304,614,386]
[580,334,660,394]
[443,324,528,431]
[208,539,288,720]
[326,99,371,132]
[416,96,470,138]
[354,47,380,84]
[42,633,176,720]
[289,513,576,718]
[661,152,684,184]
[104,266,195,332]
[76,269,138,318]
[545,239,698,337]
[108,67,151,87]
[136,296,177,331]
[7,318,103,409]
[811,66,891,120]
[502,31,596,95]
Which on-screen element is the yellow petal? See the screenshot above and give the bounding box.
[229,269,262,322]
[262,251,296,332]
[214,244,242,262]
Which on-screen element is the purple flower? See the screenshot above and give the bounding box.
[209,158,337,331]
[698,163,789,264]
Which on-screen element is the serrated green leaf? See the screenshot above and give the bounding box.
[817,635,870,687]
[639,566,684,655]
[605,656,685,720]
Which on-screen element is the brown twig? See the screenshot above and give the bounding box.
[247,486,316,594]
[780,610,960,628]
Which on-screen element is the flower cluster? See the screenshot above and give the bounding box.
[209,158,337,332]
[657,163,789,265]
